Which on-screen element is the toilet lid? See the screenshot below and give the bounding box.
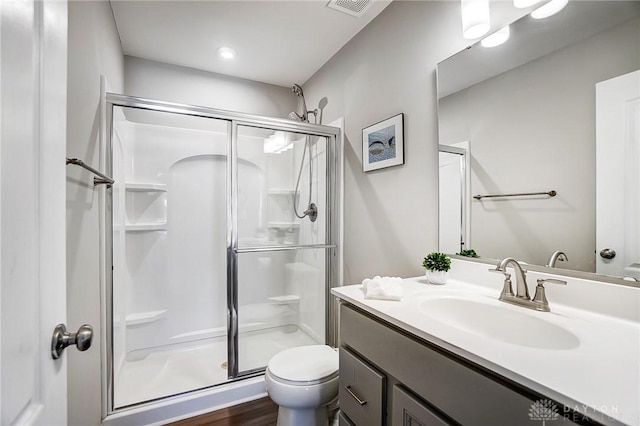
[268,345,338,383]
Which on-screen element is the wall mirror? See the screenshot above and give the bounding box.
[437,1,640,284]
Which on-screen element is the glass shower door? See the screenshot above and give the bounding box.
[233,125,332,374]
[105,93,340,413]
[110,106,230,408]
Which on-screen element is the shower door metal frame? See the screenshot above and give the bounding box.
[228,121,337,379]
[101,93,340,416]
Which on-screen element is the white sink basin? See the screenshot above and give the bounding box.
[419,296,580,350]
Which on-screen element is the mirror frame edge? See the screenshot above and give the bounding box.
[449,255,640,288]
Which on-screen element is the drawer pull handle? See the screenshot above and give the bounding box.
[345,385,367,406]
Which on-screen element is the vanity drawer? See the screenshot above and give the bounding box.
[339,348,386,426]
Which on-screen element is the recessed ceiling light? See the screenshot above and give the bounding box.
[531,0,568,19]
[481,26,510,48]
[217,47,237,60]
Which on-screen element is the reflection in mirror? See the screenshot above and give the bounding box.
[439,144,470,254]
[437,1,640,282]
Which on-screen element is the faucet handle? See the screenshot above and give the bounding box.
[500,273,514,298]
[532,278,567,311]
[537,278,567,286]
[489,269,514,297]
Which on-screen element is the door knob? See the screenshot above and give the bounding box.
[51,324,93,360]
[599,248,616,260]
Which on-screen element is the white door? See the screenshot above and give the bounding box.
[439,143,470,255]
[439,151,464,254]
[1,0,69,424]
[596,70,640,279]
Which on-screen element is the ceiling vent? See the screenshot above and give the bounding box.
[326,0,374,18]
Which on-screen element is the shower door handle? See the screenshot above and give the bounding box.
[599,248,616,259]
[51,324,93,359]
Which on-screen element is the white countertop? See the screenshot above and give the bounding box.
[332,276,640,426]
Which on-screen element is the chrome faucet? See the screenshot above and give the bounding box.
[490,257,566,312]
[493,257,530,299]
[547,251,568,268]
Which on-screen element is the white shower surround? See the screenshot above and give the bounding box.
[110,115,328,410]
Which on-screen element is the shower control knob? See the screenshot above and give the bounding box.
[599,248,616,260]
[51,323,93,359]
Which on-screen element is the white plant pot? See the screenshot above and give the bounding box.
[425,270,448,285]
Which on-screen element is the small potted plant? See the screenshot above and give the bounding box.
[456,249,479,258]
[422,252,451,285]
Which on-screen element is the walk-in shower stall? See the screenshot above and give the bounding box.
[101,94,340,413]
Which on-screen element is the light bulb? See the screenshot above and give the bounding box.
[531,0,568,19]
[513,0,543,8]
[481,26,510,48]
[461,0,491,39]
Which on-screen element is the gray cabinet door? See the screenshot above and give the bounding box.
[392,385,454,426]
[338,411,356,426]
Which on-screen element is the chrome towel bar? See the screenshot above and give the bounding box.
[66,158,114,186]
[473,190,556,200]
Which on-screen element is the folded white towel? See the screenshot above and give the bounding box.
[362,276,403,301]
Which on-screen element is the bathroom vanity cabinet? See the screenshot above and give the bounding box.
[337,303,584,426]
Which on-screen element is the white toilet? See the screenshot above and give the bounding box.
[265,345,339,426]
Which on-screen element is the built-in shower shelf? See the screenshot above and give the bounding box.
[267,189,297,196]
[267,222,300,230]
[125,223,167,232]
[125,182,167,192]
[125,310,167,326]
[268,295,300,304]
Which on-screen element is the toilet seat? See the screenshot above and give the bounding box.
[267,345,338,385]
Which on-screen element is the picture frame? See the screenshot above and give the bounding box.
[362,113,404,172]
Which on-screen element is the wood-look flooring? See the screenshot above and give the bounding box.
[167,397,278,426]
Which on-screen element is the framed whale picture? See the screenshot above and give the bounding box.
[362,113,404,172]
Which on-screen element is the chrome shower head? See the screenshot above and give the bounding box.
[291,83,309,122]
[292,84,304,97]
[288,111,303,122]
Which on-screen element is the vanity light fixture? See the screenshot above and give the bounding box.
[513,0,543,8]
[481,25,510,48]
[461,0,491,39]
[531,0,568,19]
[217,46,237,60]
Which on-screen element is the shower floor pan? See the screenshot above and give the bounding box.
[113,326,318,408]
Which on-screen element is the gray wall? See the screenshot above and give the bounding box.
[66,2,124,425]
[124,56,296,118]
[303,1,525,284]
[439,18,640,272]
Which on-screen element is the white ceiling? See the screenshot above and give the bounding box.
[110,0,392,88]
